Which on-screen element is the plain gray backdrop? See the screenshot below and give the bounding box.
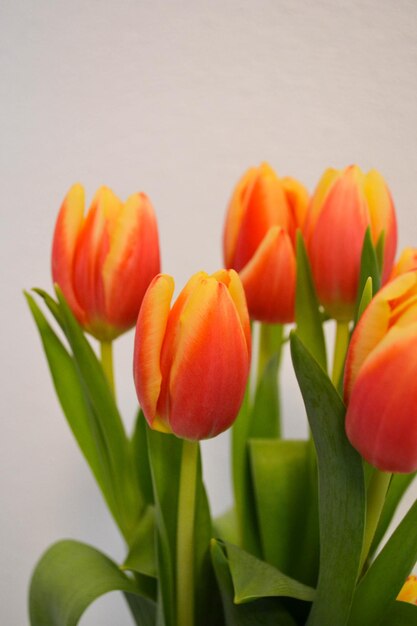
[2,1,417,623]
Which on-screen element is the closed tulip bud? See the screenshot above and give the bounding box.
[133,270,251,440]
[390,247,417,280]
[305,165,397,321]
[397,576,417,605]
[223,163,309,323]
[344,272,417,472]
[52,184,160,341]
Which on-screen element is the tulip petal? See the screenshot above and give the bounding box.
[233,164,292,271]
[346,323,417,472]
[72,187,122,331]
[303,167,340,241]
[391,247,417,280]
[51,184,86,323]
[103,193,160,331]
[344,272,417,400]
[133,274,175,429]
[212,269,251,355]
[308,169,369,320]
[223,167,257,269]
[239,226,296,324]
[364,169,397,282]
[281,176,309,231]
[167,278,249,439]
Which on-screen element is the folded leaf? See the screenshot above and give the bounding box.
[29,540,156,626]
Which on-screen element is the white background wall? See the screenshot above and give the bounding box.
[2,1,417,623]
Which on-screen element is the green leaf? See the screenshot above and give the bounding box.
[348,500,417,626]
[24,292,119,524]
[370,473,416,558]
[213,508,239,544]
[29,540,156,626]
[290,333,365,626]
[249,438,319,586]
[55,288,142,537]
[123,505,157,579]
[380,601,417,626]
[211,540,297,626]
[295,231,327,372]
[356,277,373,323]
[375,230,386,275]
[131,410,154,506]
[224,541,316,603]
[354,228,380,321]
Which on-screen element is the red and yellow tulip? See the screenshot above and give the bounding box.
[304,165,397,321]
[52,184,160,341]
[223,163,309,323]
[133,270,251,440]
[398,575,417,605]
[344,271,417,472]
[391,247,417,280]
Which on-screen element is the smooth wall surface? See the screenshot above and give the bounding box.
[2,1,417,623]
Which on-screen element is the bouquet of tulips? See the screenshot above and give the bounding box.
[27,164,417,626]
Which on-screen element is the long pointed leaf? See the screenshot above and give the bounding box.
[348,500,417,626]
[295,231,327,371]
[290,333,365,626]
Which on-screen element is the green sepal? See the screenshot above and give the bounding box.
[290,333,365,626]
[29,540,156,626]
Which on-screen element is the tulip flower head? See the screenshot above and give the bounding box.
[398,576,417,605]
[304,165,397,321]
[344,271,417,472]
[223,163,309,323]
[133,270,251,440]
[52,184,160,341]
[390,247,417,280]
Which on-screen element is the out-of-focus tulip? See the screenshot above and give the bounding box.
[344,272,417,472]
[398,576,417,605]
[133,270,251,440]
[52,184,160,341]
[223,163,309,323]
[304,165,397,321]
[391,247,417,280]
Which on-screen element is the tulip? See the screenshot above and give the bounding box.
[304,165,397,321]
[398,576,417,605]
[344,271,417,472]
[133,269,251,440]
[52,184,160,341]
[223,163,309,323]
[391,247,417,280]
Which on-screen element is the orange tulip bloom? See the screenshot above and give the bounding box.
[223,163,309,323]
[398,575,417,605]
[305,165,397,321]
[133,270,251,440]
[391,247,417,280]
[344,272,417,472]
[52,184,160,341]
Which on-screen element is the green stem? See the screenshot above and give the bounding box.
[331,321,350,388]
[100,340,115,397]
[360,469,391,573]
[176,439,199,626]
[257,322,283,385]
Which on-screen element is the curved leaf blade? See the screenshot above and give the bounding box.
[29,540,155,626]
[290,333,365,626]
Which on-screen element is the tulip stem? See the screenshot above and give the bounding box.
[360,469,391,573]
[100,340,115,397]
[257,323,283,385]
[176,439,199,626]
[331,321,350,389]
